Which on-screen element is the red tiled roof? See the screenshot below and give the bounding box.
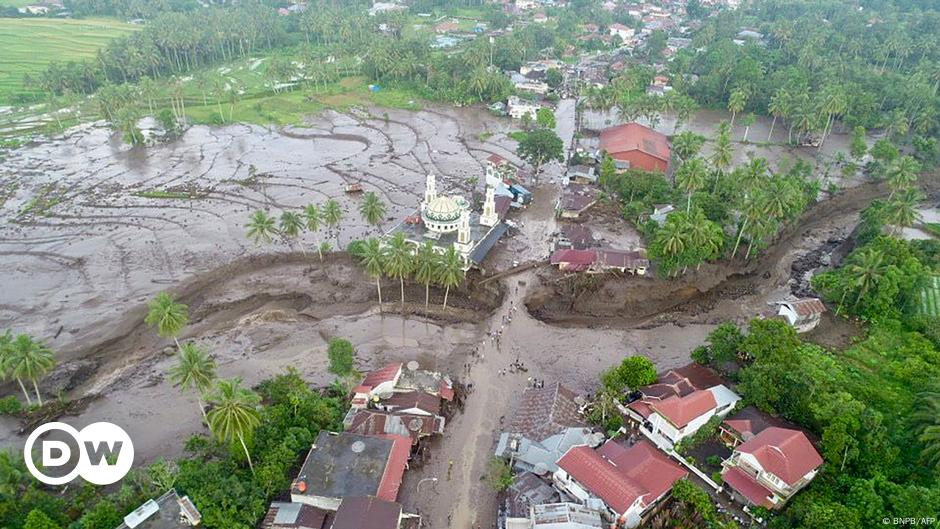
[599,123,670,162]
[627,400,653,419]
[560,192,597,212]
[383,391,441,416]
[595,248,649,270]
[650,390,716,428]
[597,440,688,505]
[557,446,645,514]
[787,298,826,316]
[722,467,775,508]
[347,410,443,445]
[557,441,687,515]
[550,249,597,271]
[360,363,402,391]
[736,427,822,485]
[487,153,510,165]
[375,435,411,502]
[332,496,401,529]
[439,381,455,401]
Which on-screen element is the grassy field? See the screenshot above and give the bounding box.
[0,17,137,104]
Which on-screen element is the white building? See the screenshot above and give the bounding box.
[775,298,826,333]
[626,385,740,447]
[608,23,635,42]
[508,96,542,120]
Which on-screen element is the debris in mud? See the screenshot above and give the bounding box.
[18,395,101,434]
[41,358,99,395]
[789,236,844,298]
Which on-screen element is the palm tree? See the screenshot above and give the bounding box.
[359,192,387,235]
[145,292,189,349]
[246,210,278,246]
[711,122,733,190]
[883,188,923,234]
[413,241,438,308]
[168,342,217,422]
[206,378,262,474]
[767,89,789,141]
[358,238,386,309]
[731,193,765,259]
[686,209,723,268]
[278,211,305,253]
[676,158,707,213]
[656,217,687,276]
[728,88,748,127]
[914,389,940,472]
[322,199,343,245]
[6,335,55,406]
[672,131,705,163]
[303,204,324,260]
[887,156,921,198]
[0,330,23,403]
[436,247,465,310]
[846,247,886,307]
[384,232,413,311]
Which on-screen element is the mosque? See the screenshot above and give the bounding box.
[388,173,510,270]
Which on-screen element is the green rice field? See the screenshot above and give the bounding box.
[917,275,940,316]
[0,17,137,104]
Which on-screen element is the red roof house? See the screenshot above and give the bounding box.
[550,249,597,272]
[599,123,670,172]
[721,427,823,510]
[352,363,403,408]
[554,440,687,525]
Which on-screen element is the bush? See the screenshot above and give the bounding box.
[601,356,657,392]
[0,395,22,415]
[327,337,355,377]
[486,457,514,492]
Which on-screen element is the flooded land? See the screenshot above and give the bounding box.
[0,102,885,529]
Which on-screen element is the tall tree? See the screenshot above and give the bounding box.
[676,158,708,212]
[728,88,748,127]
[384,232,413,310]
[358,238,386,309]
[413,241,438,308]
[517,128,564,180]
[206,378,262,474]
[6,335,55,406]
[303,203,324,260]
[436,247,465,310]
[278,211,305,254]
[145,292,189,349]
[322,199,343,245]
[359,192,387,235]
[168,342,216,422]
[246,210,278,246]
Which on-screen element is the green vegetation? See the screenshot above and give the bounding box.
[0,330,56,407]
[486,457,514,492]
[600,355,657,393]
[133,190,201,200]
[0,17,138,104]
[326,337,355,377]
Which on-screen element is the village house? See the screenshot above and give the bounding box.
[117,490,201,529]
[502,472,559,528]
[774,298,826,333]
[549,248,649,275]
[553,440,688,528]
[518,503,604,529]
[515,0,538,10]
[719,405,802,448]
[566,165,597,185]
[351,362,403,408]
[599,123,671,172]
[346,409,445,447]
[622,364,741,447]
[291,431,411,510]
[721,427,823,510]
[550,249,597,272]
[553,224,595,251]
[434,21,459,33]
[496,383,599,475]
[650,204,675,224]
[609,23,636,42]
[508,96,543,120]
[511,73,551,95]
[557,187,597,219]
[263,496,420,529]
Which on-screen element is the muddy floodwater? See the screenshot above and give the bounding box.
[0,103,880,529]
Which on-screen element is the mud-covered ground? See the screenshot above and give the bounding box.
[0,101,891,529]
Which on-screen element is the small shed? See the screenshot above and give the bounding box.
[775,298,826,333]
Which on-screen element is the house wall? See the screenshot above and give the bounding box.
[649,409,713,445]
[610,150,668,172]
[291,493,341,511]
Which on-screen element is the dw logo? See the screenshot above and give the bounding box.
[24,422,134,485]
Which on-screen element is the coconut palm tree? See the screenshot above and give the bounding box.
[914,389,940,472]
[303,203,324,260]
[206,378,262,474]
[731,193,765,259]
[359,192,387,235]
[883,188,924,234]
[6,335,55,406]
[413,241,438,308]
[168,342,217,422]
[887,156,921,198]
[672,131,705,163]
[0,330,32,405]
[145,292,189,349]
[728,88,748,127]
[846,247,886,307]
[246,210,278,246]
[676,158,707,213]
[711,122,733,191]
[278,211,305,254]
[322,199,343,245]
[767,89,789,141]
[358,238,386,309]
[384,232,413,310]
[436,247,465,310]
